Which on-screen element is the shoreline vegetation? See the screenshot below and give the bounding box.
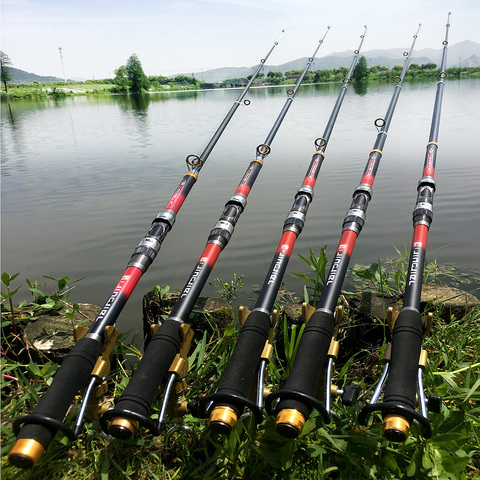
[2,65,479,100]
[1,253,479,479]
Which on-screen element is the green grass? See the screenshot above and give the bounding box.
[1,267,479,479]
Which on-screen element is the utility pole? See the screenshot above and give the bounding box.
[58,47,66,82]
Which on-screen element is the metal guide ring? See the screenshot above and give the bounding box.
[414,35,417,38]
[261,58,265,63]
[257,144,271,156]
[439,72,447,78]
[446,24,450,27]
[443,40,448,45]
[309,57,313,61]
[315,137,327,148]
[403,51,409,56]
[374,118,386,128]
[186,154,203,167]
[287,89,294,95]
[394,76,401,84]
[354,50,359,54]
[343,77,350,84]
[244,99,251,106]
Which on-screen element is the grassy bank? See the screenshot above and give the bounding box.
[2,66,479,101]
[1,257,479,479]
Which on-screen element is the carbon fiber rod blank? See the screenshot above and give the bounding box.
[100,29,331,442]
[265,24,422,439]
[195,27,368,435]
[359,13,451,442]
[8,34,285,469]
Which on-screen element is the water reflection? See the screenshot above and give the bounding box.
[353,80,368,95]
[1,79,479,336]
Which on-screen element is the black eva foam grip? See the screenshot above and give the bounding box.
[276,309,335,419]
[113,319,182,417]
[16,336,102,448]
[215,310,271,411]
[383,309,423,410]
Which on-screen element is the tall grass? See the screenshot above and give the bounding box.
[1,268,479,479]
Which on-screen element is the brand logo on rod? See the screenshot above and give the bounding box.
[308,158,320,178]
[239,165,255,186]
[408,242,423,285]
[166,180,187,209]
[97,275,131,319]
[326,244,347,285]
[267,245,289,285]
[181,263,204,297]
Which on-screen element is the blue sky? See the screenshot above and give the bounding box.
[1,0,478,80]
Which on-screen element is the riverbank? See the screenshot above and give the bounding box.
[1,270,479,479]
[2,66,479,100]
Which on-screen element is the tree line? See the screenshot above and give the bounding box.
[2,51,479,97]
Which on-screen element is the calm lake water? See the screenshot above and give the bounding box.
[2,78,479,335]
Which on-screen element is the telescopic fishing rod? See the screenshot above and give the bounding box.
[193,27,368,435]
[99,28,331,441]
[264,24,422,439]
[358,14,451,442]
[8,34,284,469]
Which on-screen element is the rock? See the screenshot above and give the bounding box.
[420,285,478,320]
[282,302,303,323]
[142,291,234,342]
[24,304,100,363]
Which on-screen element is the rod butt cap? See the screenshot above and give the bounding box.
[9,439,45,469]
[383,414,410,442]
[208,406,238,435]
[107,418,139,440]
[275,409,305,438]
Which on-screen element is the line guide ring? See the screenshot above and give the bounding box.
[287,89,294,95]
[186,154,204,167]
[256,144,271,156]
[244,99,251,106]
[394,76,401,84]
[374,118,386,128]
[315,137,327,148]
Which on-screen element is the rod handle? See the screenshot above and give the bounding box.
[382,308,423,442]
[208,309,271,434]
[9,336,102,468]
[270,309,335,437]
[104,319,183,439]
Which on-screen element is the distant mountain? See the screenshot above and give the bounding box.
[178,40,480,83]
[7,40,479,85]
[9,67,70,84]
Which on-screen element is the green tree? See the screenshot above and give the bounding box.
[113,65,131,92]
[267,71,283,78]
[1,51,13,93]
[126,54,150,93]
[421,62,437,70]
[353,56,368,82]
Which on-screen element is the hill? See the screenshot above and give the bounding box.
[180,40,480,83]
[8,67,70,84]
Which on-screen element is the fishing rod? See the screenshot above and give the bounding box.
[100,28,331,441]
[358,14,451,442]
[8,34,284,469]
[193,27,368,435]
[264,24,422,439]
